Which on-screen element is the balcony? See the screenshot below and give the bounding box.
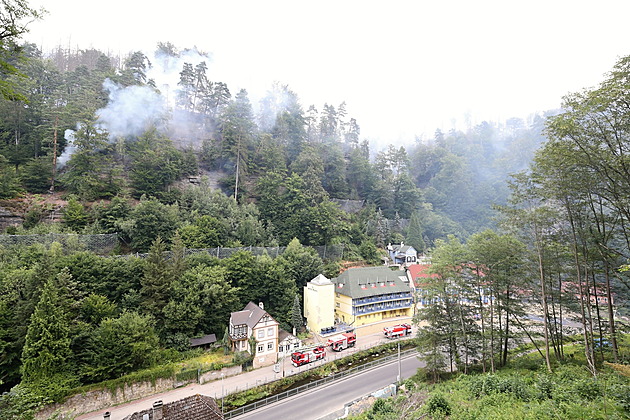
[352,299,412,315]
[353,293,412,307]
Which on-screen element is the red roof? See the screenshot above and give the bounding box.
[407,264,439,280]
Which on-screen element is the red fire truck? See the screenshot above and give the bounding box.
[291,345,326,367]
[383,323,412,338]
[326,332,356,351]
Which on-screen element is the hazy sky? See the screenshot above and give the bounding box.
[24,0,630,145]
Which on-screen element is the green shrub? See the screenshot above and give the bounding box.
[368,398,394,419]
[535,375,553,400]
[426,393,451,416]
[609,383,630,412]
[572,378,602,400]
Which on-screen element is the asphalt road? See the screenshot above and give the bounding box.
[77,332,415,420]
[233,352,424,420]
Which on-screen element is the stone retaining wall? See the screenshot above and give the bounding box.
[36,366,242,420]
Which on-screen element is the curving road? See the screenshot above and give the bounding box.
[77,332,416,420]
[234,352,424,420]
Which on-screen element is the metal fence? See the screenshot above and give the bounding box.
[223,348,416,419]
[131,244,347,261]
[0,233,118,255]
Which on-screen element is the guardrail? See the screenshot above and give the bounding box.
[223,348,417,419]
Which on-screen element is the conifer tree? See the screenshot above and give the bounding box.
[140,237,171,333]
[290,294,303,334]
[20,273,77,401]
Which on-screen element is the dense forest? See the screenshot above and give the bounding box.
[0,2,628,418]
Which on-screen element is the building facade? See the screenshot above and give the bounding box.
[386,243,418,267]
[228,302,279,369]
[304,274,335,334]
[332,266,413,328]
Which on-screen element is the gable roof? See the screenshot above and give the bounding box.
[278,328,301,344]
[190,334,217,347]
[230,302,277,329]
[122,394,223,420]
[390,244,416,255]
[332,266,411,298]
[310,273,333,286]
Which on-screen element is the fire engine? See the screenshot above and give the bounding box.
[383,323,412,338]
[326,332,356,351]
[291,345,326,367]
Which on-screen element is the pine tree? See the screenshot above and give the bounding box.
[406,210,426,253]
[140,237,171,332]
[291,294,303,334]
[20,274,78,401]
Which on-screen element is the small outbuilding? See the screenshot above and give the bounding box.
[189,334,217,350]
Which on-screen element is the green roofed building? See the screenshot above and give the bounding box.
[332,266,413,330]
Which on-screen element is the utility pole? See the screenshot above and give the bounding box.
[397,342,401,383]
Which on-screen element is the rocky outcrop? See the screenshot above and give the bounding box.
[0,206,23,231]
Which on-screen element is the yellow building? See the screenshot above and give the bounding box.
[304,274,335,334]
[332,267,413,329]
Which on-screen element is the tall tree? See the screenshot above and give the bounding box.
[20,273,78,401]
[139,237,171,333]
[0,0,45,101]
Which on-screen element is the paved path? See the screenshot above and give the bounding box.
[77,331,414,420]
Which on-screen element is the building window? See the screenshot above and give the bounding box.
[267,342,274,351]
[257,344,264,353]
[336,302,340,308]
[267,327,274,337]
[257,329,264,339]
[294,343,300,349]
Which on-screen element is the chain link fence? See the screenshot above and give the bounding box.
[0,234,346,261]
[0,233,118,255]
[130,244,346,261]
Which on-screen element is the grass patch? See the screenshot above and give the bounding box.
[349,333,630,419]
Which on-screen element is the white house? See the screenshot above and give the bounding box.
[228,302,279,369]
[387,243,418,267]
[277,329,303,358]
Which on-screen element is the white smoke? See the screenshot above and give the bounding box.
[148,47,212,109]
[57,129,78,169]
[97,79,167,140]
[58,47,220,165]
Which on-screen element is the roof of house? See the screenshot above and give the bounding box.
[278,328,300,344]
[190,334,217,347]
[310,273,333,286]
[390,244,416,254]
[230,301,278,329]
[122,394,223,420]
[407,264,438,279]
[332,266,411,298]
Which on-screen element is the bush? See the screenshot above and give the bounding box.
[535,375,554,400]
[572,378,602,400]
[609,383,630,412]
[426,393,451,416]
[368,398,394,419]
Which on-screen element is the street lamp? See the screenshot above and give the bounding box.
[221,373,225,413]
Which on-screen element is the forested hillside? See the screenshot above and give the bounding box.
[1,3,628,419]
[0,41,548,250]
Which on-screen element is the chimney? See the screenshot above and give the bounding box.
[153,401,163,420]
[258,302,264,310]
[103,412,110,420]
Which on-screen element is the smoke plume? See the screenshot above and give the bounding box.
[97,79,167,140]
